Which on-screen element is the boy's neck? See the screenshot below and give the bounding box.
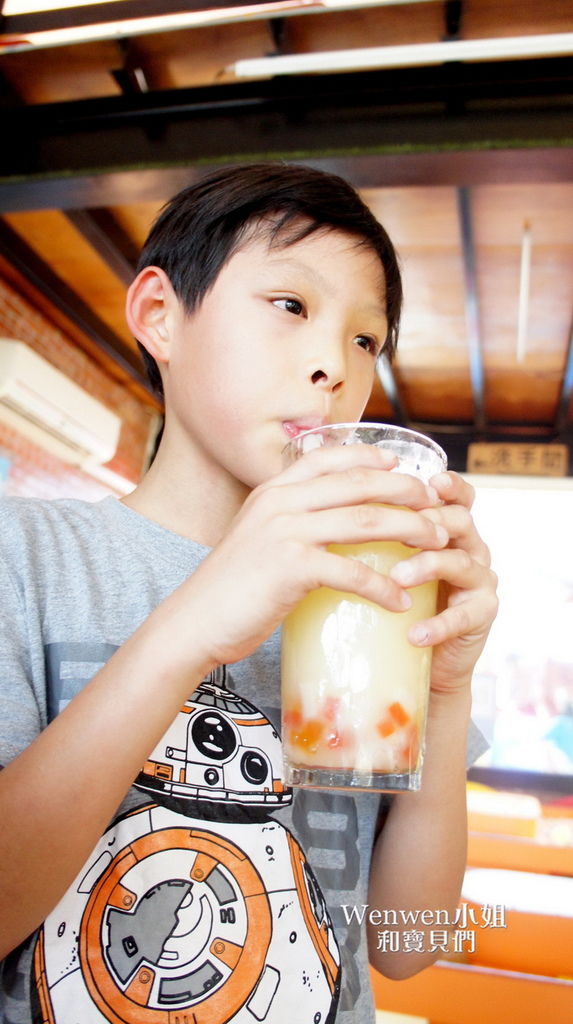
[121,430,250,546]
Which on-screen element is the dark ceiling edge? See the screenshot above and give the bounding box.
[3,56,571,124]
[1,147,572,214]
[1,56,571,180]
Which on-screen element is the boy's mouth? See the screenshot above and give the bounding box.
[282,418,328,439]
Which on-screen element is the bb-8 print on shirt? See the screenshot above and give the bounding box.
[32,668,341,1023]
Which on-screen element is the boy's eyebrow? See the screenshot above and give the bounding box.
[261,256,387,322]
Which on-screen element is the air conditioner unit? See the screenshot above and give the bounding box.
[0,338,121,468]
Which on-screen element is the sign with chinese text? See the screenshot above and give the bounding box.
[467,442,569,477]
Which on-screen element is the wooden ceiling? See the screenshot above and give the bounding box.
[1,0,572,470]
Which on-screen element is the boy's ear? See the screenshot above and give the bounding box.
[125,266,175,363]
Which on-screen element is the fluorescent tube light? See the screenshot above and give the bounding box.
[517,221,532,364]
[231,32,573,77]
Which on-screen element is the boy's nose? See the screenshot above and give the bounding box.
[310,366,344,393]
[307,341,346,393]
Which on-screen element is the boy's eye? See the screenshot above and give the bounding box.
[354,335,379,356]
[273,297,305,316]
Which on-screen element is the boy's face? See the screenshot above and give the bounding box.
[162,225,388,490]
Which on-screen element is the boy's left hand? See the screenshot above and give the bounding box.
[390,471,498,696]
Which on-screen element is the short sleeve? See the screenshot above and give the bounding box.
[0,517,42,767]
[467,717,489,767]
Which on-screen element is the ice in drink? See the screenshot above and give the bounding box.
[281,537,438,790]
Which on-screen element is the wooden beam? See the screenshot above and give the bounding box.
[0,218,152,394]
[64,209,138,287]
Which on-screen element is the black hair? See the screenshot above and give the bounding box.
[136,161,402,396]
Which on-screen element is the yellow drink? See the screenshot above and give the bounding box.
[280,421,447,791]
[281,538,438,790]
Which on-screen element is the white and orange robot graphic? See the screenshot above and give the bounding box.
[33,668,341,1023]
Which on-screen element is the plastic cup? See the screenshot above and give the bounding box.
[281,423,447,792]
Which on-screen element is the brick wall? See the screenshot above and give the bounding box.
[0,274,159,500]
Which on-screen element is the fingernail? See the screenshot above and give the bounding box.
[377,449,397,466]
[425,485,439,503]
[392,561,415,584]
[434,472,452,489]
[436,525,449,546]
[410,624,431,645]
[398,590,413,610]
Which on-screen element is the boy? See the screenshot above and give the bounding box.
[0,163,497,1023]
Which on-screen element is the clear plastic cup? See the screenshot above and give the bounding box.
[281,423,447,792]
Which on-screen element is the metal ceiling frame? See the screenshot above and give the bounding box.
[556,314,573,436]
[457,186,486,434]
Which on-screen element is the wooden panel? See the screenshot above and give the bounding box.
[484,368,562,425]
[463,0,573,38]
[0,40,124,103]
[3,210,135,350]
[363,373,398,422]
[472,185,573,423]
[284,2,445,54]
[361,187,462,248]
[396,364,475,424]
[473,185,573,248]
[478,248,573,357]
[134,21,273,89]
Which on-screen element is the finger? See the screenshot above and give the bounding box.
[390,547,495,592]
[308,547,413,612]
[299,504,449,550]
[408,593,498,648]
[419,504,491,566]
[430,470,475,510]
[278,440,398,483]
[389,549,498,647]
[270,463,440,515]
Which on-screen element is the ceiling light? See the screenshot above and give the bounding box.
[231,32,573,77]
[517,221,532,364]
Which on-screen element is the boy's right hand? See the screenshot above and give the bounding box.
[177,443,447,673]
[0,445,442,961]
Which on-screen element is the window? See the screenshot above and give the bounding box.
[469,476,573,782]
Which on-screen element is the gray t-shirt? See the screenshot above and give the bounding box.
[0,496,487,1024]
